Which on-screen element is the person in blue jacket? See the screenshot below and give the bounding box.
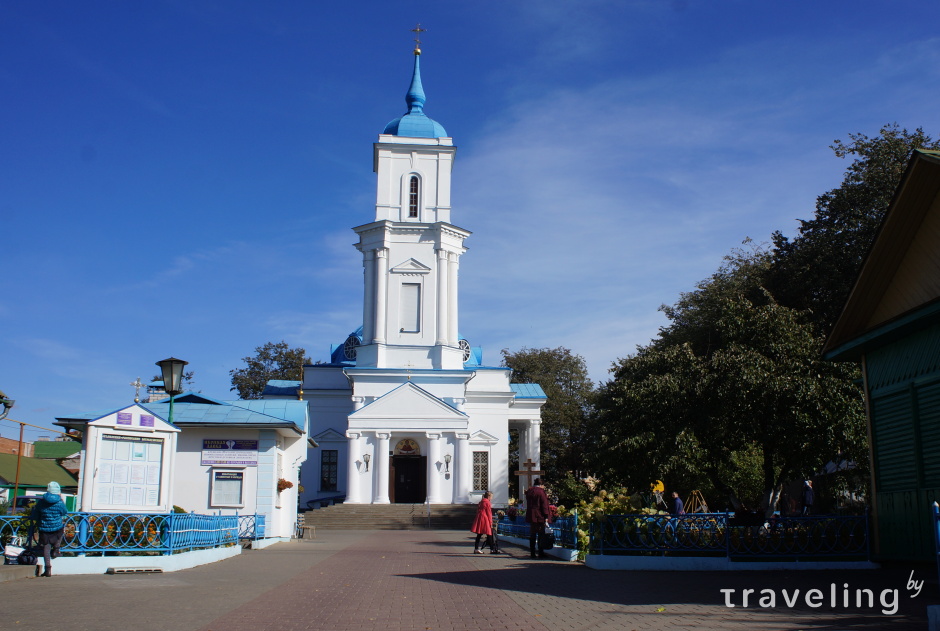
[669,491,685,515]
[30,481,69,577]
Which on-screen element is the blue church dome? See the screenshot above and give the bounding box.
[383,51,447,139]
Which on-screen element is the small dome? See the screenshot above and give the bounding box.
[383,52,447,139]
[383,113,447,139]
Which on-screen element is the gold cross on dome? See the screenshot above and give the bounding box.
[129,377,144,403]
[411,23,426,53]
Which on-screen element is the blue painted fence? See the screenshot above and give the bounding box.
[590,513,869,559]
[495,514,578,549]
[495,512,869,560]
[1,512,265,558]
[932,502,940,588]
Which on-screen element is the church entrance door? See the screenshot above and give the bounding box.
[391,456,426,503]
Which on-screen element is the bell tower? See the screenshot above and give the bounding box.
[352,38,470,370]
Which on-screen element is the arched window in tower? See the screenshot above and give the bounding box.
[408,175,419,218]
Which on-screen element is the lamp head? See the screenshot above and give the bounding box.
[155,357,189,396]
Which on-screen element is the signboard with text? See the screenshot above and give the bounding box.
[201,439,259,466]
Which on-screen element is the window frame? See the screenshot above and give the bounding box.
[408,175,419,218]
[320,449,338,492]
[472,451,489,493]
[210,468,245,508]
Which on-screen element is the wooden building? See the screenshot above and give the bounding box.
[824,149,940,561]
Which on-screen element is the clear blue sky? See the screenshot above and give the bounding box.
[2,1,939,440]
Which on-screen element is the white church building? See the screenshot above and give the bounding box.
[265,43,546,508]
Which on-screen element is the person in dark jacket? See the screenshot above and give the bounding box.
[801,480,814,516]
[669,491,685,515]
[30,481,69,577]
[524,478,551,559]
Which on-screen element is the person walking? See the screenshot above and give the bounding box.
[470,491,500,554]
[524,478,551,559]
[30,481,69,577]
[669,491,685,515]
[801,480,814,516]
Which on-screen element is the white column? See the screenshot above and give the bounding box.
[529,420,542,470]
[426,433,442,504]
[374,433,391,504]
[518,426,529,470]
[362,250,375,344]
[374,249,388,344]
[436,249,448,345]
[447,251,459,345]
[345,432,362,504]
[456,432,472,504]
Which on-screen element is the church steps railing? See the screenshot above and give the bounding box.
[1,512,265,558]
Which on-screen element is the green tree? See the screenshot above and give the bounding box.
[229,341,311,400]
[771,124,940,334]
[500,347,594,485]
[592,249,867,511]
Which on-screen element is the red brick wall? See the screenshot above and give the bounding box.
[0,436,33,457]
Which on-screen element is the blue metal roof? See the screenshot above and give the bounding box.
[383,52,447,139]
[262,380,302,396]
[56,395,307,434]
[511,383,547,399]
[146,398,307,432]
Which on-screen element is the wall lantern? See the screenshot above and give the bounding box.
[363,453,371,472]
[444,453,452,473]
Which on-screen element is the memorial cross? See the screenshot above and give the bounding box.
[514,458,544,491]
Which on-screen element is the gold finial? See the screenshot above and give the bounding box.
[411,23,426,55]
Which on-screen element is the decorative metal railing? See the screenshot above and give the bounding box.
[495,514,579,549]
[238,514,265,540]
[590,513,869,559]
[1,512,265,558]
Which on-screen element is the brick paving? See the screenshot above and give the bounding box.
[1,529,937,630]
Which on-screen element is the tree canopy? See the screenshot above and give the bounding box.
[591,249,867,509]
[229,341,311,400]
[771,124,940,334]
[587,123,936,510]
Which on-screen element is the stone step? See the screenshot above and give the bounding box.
[303,503,477,530]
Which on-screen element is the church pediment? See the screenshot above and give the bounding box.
[313,428,347,443]
[348,382,468,431]
[390,258,431,275]
[470,430,499,445]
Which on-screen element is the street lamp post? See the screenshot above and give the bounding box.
[155,357,188,425]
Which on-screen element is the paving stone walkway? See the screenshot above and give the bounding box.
[1,529,936,630]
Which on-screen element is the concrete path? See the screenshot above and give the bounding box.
[1,530,937,630]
